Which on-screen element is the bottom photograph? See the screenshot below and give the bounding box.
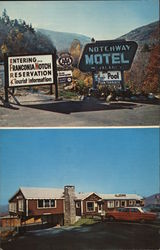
[0,128,159,250]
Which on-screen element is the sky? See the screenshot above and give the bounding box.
[0,128,159,204]
[0,0,159,39]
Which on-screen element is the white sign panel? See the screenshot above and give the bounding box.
[57,70,72,78]
[57,70,72,83]
[99,71,121,83]
[8,54,54,87]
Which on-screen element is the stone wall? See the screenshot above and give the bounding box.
[64,186,76,225]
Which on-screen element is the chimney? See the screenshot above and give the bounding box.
[64,185,76,225]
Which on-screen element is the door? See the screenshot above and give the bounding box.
[75,201,81,216]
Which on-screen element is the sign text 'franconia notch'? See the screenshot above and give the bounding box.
[7,54,55,87]
[79,40,138,72]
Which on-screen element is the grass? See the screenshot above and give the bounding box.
[59,89,78,100]
[73,217,100,227]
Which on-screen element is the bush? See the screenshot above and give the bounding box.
[75,80,91,95]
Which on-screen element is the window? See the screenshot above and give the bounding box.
[44,199,50,208]
[86,202,95,212]
[37,199,56,208]
[38,200,43,208]
[130,208,140,213]
[129,200,136,206]
[9,202,17,212]
[117,208,124,212]
[76,202,80,208]
[122,208,130,212]
[115,201,120,207]
[18,200,24,212]
[108,201,114,208]
[51,199,56,208]
[121,201,126,207]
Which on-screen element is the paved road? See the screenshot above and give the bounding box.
[0,94,159,127]
[1,222,160,250]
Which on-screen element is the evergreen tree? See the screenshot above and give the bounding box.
[0,9,56,61]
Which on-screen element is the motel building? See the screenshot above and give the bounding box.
[7,186,144,227]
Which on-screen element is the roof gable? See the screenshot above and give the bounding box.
[10,187,65,200]
[75,192,102,200]
[9,189,24,202]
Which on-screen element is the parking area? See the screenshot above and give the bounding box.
[0,92,160,127]
[1,221,160,250]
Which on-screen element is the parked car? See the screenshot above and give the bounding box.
[105,207,157,223]
[143,204,160,213]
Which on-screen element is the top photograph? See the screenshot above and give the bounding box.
[0,0,159,127]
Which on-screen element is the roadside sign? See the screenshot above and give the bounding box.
[7,54,56,87]
[79,40,138,72]
[57,70,72,84]
[99,71,122,83]
[57,53,73,68]
[4,53,58,104]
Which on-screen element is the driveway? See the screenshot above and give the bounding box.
[0,93,159,127]
[1,222,160,250]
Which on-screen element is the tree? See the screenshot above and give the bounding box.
[141,43,150,52]
[69,39,82,67]
[0,9,55,61]
[2,9,10,24]
[142,44,160,93]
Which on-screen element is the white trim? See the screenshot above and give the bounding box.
[98,203,102,213]
[37,199,57,209]
[26,200,28,216]
[81,200,83,215]
[107,200,114,208]
[115,200,120,207]
[1,126,158,129]
[9,202,17,213]
[18,199,24,212]
[76,192,101,201]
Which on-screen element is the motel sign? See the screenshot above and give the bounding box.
[79,40,138,72]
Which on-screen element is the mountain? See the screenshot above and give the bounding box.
[120,21,160,94]
[0,204,8,216]
[118,21,159,46]
[39,21,159,93]
[38,29,91,51]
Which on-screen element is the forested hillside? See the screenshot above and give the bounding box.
[0,9,159,94]
[122,21,160,94]
[0,9,55,61]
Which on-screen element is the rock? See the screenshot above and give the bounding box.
[80,95,85,101]
[106,93,113,102]
[64,83,75,91]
